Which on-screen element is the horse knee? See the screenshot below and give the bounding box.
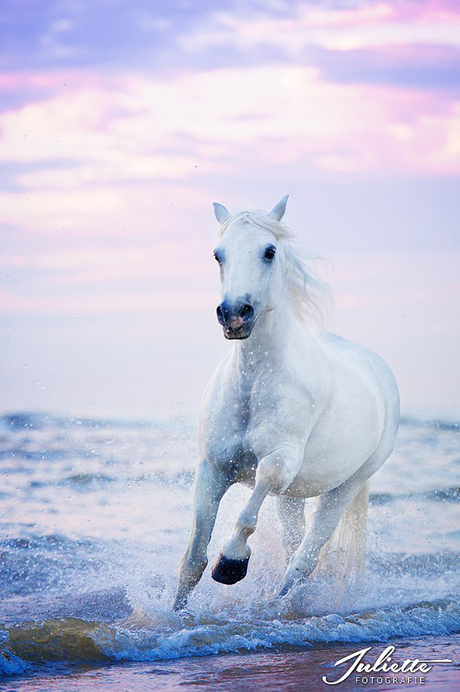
[256,446,299,491]
[258,457,288,487]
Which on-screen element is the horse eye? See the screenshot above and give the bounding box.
[213,250,221,263]
[263,245,276,262]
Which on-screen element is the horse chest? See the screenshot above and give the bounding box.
[203,377,258,479]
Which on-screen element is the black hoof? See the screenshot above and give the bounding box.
[212,554,249,584]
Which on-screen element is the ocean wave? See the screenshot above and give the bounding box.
[1,596,459,676]
[0,411,189,433]
[399,415,460,432]
[0,649,29,676]
[1,411,458,433]
[370,487,460,504]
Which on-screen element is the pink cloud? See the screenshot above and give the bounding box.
[177,2,460,56]
[0,65,457,242]
[0,66,457,180]
[399,0,460,23]
[0,180,212,235]
[297,3,395,27]
[0,70,101,93]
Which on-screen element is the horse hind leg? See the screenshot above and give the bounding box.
[279,478,369,597]
[280,414,399,598]
[276,496,306,563]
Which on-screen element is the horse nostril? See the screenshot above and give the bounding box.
[217,302,230,325]
[239,304,254,320]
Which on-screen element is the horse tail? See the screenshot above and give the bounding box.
[315,481,369,601]
[334,481,369,583]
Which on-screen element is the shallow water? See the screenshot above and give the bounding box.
[1,637,459,691]
[0,412,459,687]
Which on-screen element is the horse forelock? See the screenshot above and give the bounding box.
[216,209,293,241]
[217,209,332,327]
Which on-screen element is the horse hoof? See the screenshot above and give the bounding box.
[278,574,305,598]
[278,584,290,598]
[212,554,249,584]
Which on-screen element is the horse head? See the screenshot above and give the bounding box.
[212,195,289,340]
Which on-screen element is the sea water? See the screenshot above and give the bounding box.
[0,412,458,685]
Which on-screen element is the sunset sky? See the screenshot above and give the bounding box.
[1,0,459,419]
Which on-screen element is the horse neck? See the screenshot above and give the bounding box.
[233,299,295,372]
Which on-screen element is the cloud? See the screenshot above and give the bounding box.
[0,62,458,240]
[176,1,460,57]
[0,0,222,71]
[0,65,458,217]
[0,0,458,416]
[0,178,211,235]
[316,43,460,89]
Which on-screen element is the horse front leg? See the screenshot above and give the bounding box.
[212,445,300,585]
[173,461,231,610]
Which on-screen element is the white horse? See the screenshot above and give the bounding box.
[173,196,400,611]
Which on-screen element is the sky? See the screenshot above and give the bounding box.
[1,0,459,420]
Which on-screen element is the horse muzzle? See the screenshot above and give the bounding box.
[216,300,255,339]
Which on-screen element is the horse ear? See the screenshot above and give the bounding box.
[270,194,289,221]
[213,202,231,225]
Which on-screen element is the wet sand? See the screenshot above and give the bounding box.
[1,635,458,692]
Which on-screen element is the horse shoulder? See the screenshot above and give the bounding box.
[247,348,328,459]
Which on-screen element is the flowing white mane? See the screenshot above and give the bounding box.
[217,209,331,325]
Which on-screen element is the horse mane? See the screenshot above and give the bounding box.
[217,209,332,325]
